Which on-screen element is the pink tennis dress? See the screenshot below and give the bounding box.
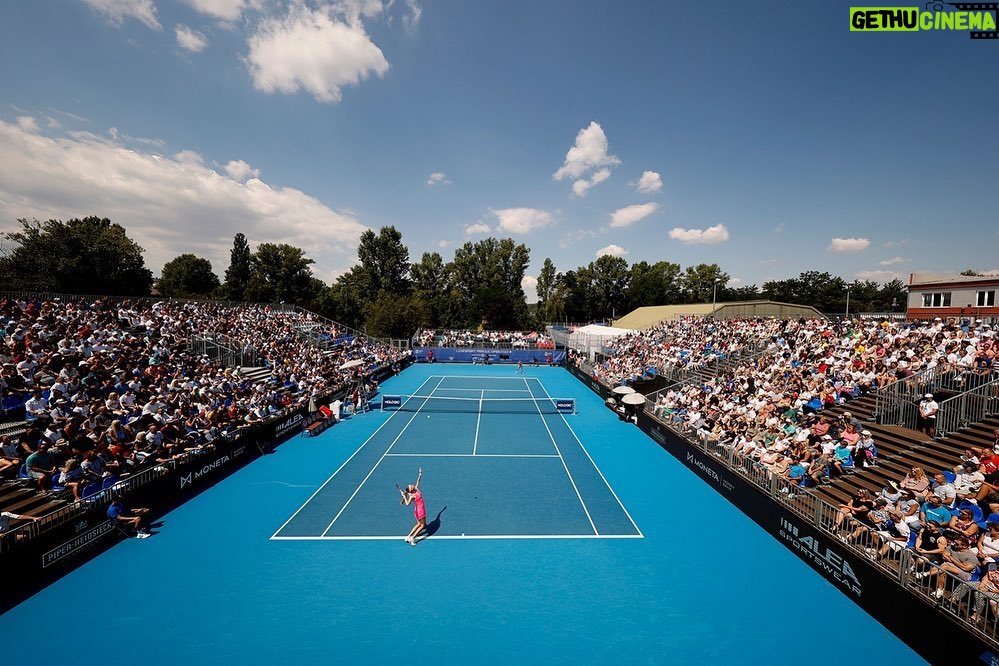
[411,488,426,521]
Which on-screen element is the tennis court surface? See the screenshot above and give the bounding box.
[273,374,640,540]
[0,365,927,665]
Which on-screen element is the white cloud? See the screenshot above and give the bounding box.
[634,170,662,194]
[878,256,907,266]
[16,116,39,133]
[773,223,784,234]
[854,270,903,283]
[668,223,730,245]
[436,239,452,248]
[82,0,162,30]
[553,121,620,181]
[175,25,208,53]
[402,0,422,33]
[759,258,779,266]
[464,222,491,235]
[521,275,538,301]
[181,0,259,22]
[490,207,553,234]
[596,244,628,258]
[245,4,390,104]
[571,168,611,197]
[0,118,368,276]
[224,159,260,182]
[610,202,660,228]
[828,237,871,253]
[559,228,597,248]
[426,171,450,186]
[884,239,909,248]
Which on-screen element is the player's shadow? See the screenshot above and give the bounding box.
[423,506,447,539]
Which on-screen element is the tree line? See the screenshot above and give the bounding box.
[0,216,912,337]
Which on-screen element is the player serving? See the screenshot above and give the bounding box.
[398,467,426,546]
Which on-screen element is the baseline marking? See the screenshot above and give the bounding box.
[385,453,560,458]
[271,533,644,541]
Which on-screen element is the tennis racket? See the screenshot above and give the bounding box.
[396,483,406,502]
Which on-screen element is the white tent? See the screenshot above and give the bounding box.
[567,324,633,359]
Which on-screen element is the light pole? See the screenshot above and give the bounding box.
[712,278,720,313]
[845,283,853,319]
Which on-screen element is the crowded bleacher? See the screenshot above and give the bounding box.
[589,313,998,629]
[0,295,408,537]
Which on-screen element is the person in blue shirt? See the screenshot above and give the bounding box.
[107,499,151,538]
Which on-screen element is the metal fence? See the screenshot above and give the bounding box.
[187,334,262,368]
[873,366,941,430]
[937,376,999,439]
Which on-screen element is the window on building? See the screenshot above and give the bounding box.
[977,290,996,308]
[921,292,952,308]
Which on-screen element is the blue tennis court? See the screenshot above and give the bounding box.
[273,374,640,540]
[0,365,927,665]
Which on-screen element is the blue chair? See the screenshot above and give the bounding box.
[1,395,26,419]
[17,464,31,481]
[988,513,999,525]
[81,483,102,501]
[50,474,65,492]
[101,475,119,490]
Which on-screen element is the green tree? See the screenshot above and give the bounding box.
[410,252,449,328]
[365,293,426,338]
[356,226,411,296]
[222,233,252,301]
[627,260,682,310]
[681,263,729,304]
[315,272,366,329]
[244,243,317,304]
[448,238,531,329]
[536,258,558,323]
[590,255,630,320]
[157,254,220,298]
[0,216,153,295]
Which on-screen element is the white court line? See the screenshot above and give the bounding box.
[431,387,533,394]
[269,374,441,540]
[533,377,644,538]
[385,453,560,458]
[472,389,483,455]
[319,375,446,537]
[271,533,644,541]
[524,376,598,535]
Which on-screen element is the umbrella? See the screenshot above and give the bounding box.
[612,385,636,395]
[622,393,646,405]
[339,359,364,370]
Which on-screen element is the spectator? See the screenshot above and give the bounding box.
[0,510,40,538]
[107,498,151,538]
[24,442,57,494]
[56,459,86,500]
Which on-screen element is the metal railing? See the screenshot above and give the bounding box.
[936,375,999,438]
[187,334,262,368]
[874,366,942,429]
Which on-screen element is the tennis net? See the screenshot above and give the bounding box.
[381,395,575,414]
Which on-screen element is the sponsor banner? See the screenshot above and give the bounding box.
[778,517,862,598]
[383,395,402,409]
[413,348,566,365]
[42,520,116,568]
[555,399,575,412]
[273,411,305,440]
[179,445,247,490]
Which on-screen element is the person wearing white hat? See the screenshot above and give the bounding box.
[919,393,938,437]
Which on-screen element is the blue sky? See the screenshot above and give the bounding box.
[0,1,996,298]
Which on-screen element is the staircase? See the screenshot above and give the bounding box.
[237,366,273,384]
